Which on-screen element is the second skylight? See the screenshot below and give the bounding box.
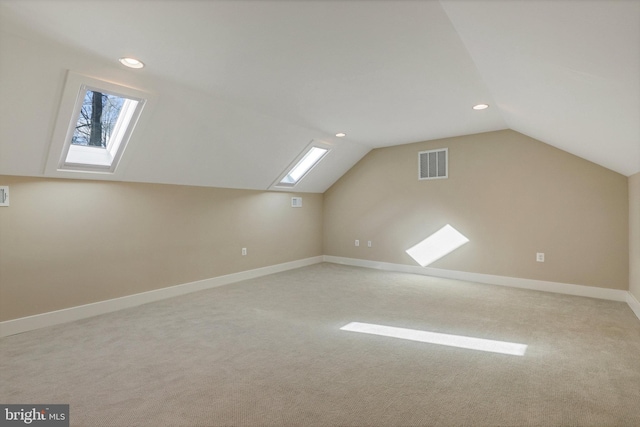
[277,146,329,187]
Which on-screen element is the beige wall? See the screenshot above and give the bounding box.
[0,176,323,321]
[0,132,633,322]
[630,172,640,300]
[323,130,629,289]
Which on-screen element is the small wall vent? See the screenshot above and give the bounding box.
[0,186,9,206]
[291,197,303,208]
[419,148,448,180]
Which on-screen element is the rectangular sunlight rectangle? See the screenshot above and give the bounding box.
[341,322,527,356]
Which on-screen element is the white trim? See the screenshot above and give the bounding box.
[323,256,629,302]
[0,256,323,338]
[627,292,640,321]
[3,256,635,338]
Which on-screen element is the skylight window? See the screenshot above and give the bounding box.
[61,86,144,171]
[45,72,150,176]
[72,91,126,148]
[273,144,330,188]
[279,147,328,186]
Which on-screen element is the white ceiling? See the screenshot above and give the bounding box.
[0,0,638,193]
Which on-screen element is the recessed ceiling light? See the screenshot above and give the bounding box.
[335,132,346,137]
[119,57,145,69]
[472,104,489,110]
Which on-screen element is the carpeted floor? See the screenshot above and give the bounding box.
[1,263,640,426]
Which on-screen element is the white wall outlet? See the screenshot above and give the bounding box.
[0,186,8,207]
[536,252,545,262]
[355,240,359,247]
[242,248,247,256]
[367,240,372,247]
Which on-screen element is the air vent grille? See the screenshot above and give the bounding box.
[0,186,9,206]
[419,148,448,180]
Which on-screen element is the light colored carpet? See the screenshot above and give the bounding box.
[1,263,640,426]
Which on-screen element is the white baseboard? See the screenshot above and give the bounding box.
[323,256,630,303]
[3,255,636,338]
[0,256,323,338]
[627,292,640,321]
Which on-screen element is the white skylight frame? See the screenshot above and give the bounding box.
[61,87,143,171]
[271,141,331,189]
[45,72,150,177]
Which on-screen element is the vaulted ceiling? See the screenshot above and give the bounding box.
[0,0,638,192]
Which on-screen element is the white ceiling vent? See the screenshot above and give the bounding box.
[419,148,448,180]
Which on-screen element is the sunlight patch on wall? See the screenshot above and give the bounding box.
[405,224,469,267]
[341,322,527,356]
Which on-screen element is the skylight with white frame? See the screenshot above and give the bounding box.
[45,72,149,176]
[272,143,330,188]
[62,87,143,171]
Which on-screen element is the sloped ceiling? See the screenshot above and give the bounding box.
[0,0,638,193]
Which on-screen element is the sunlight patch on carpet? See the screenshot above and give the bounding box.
[341,322,527,356]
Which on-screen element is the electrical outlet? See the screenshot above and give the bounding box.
[536,252,544,262]
[367,241,372,247]
[355,240,359,247]
[242,248,247,256]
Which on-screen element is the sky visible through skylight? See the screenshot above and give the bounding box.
[279,146,328,186]
[72,90,125,148]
